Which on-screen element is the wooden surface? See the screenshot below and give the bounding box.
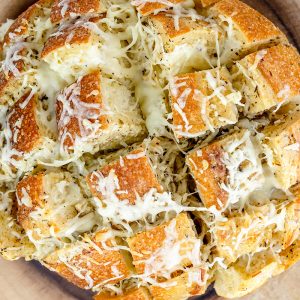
[0,0,300,299]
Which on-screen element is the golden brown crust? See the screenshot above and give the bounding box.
[41,26,91,58]
[44,230,131,289]
[94,287,151,300]
[4,0,53,45]
[51,0,103,23]
[87,148,163,204]
[7,92,42,154]
[170,68,238,138]
[279,239,300,271]
[248,44,300,98]
[126,213,196,275]
[210,0,285,43]
[16,173,44,227]
[41,16,102,58]
[56,70,108,152]
[187,142,228,209]
[149,13,191,39]
[149,268,207,300]
[171,73,206,137]
[134,0,184,16]
[291,184,300,200]
[195,0,219,7]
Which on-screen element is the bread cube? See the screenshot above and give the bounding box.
[0,210,35,261]
[51,0,106,23]
[0,44,37,106]
[0,60,28,106]
[0,188,35,260]
[7,92,48,156]
[187,130,264,210]
[1,91,56,177]
[16,171,96,254]
[213,192,300,263]
[87,147,163,204]
[232,44,300,115]
[208,0,287,64]
[276,186,300,249]
[94,287,151,300]
[0,91,55,180]
[56,70,145,156]
[262,111,300,190]
[86,138,190,226]
[149,267,207,300]
[3,0,53,45]
[43,229,133,289]
[214,250,282,298]
[132,0,185,16]
[213,208,272,264]
[169,67,240,139]
[148,12,223,72]
[133,0,218,16]
[41,16,103,81]
[126,213,199,277]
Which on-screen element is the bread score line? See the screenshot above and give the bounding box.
[0,0,299,300]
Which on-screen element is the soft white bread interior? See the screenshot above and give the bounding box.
[147,12,223,73]
[214,250,283,299]
[41,16,104,81]
[56,69,146,157]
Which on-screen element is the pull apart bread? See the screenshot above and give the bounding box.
[0,0,299,299]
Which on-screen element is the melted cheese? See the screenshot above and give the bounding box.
[0,0,298,296]
[220,130,265,208]
[0,19,14,41]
